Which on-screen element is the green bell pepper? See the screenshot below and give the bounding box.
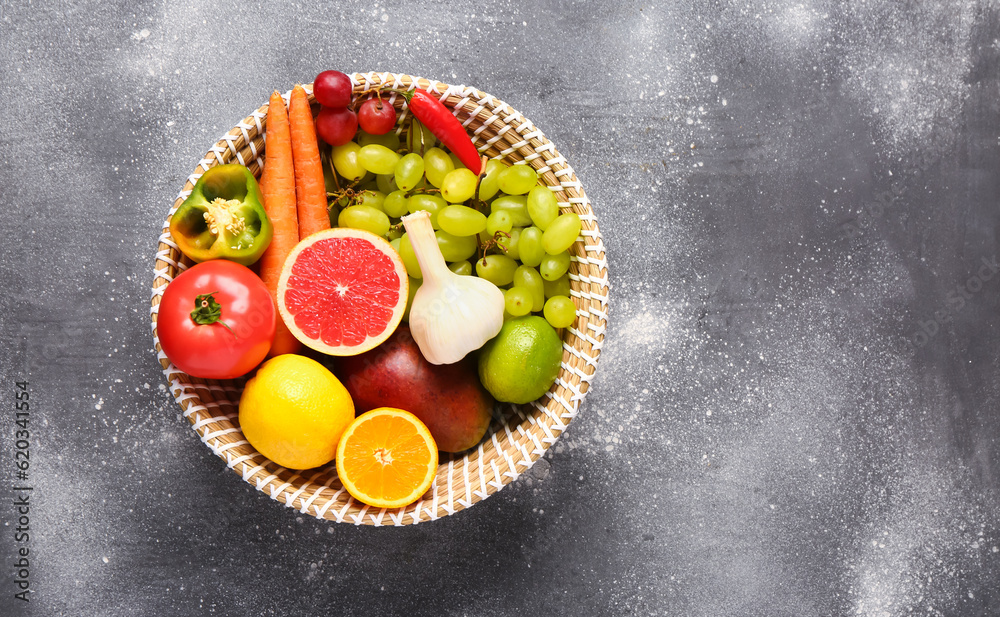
[169,164,272,266]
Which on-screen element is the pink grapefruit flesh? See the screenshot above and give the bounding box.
[277,228,408,356]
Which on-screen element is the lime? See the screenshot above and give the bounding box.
[239,354,355,469]
[478,316,563,404]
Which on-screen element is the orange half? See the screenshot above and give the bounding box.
[335,407,439,509]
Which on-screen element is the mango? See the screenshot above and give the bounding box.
[334,326,494,453]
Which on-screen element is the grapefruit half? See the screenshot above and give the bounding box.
[277,228,408,356]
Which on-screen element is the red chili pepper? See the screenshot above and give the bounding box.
[402,89,482,175]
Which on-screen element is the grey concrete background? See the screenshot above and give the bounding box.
[2,0,1000,615]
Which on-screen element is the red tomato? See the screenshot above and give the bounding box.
[157,261,276,380]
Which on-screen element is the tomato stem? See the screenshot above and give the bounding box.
[190,291,236,337]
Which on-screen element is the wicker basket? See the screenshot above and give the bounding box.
[150,72,609,525]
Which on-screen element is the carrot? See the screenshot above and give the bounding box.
[288,85,330,238]
[259,90,301,356]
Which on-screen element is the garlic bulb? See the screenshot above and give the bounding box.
[401,210,504,364]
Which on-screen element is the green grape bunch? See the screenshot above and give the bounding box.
[322,121,581,331]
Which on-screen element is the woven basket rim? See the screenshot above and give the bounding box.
[149,72,609,525]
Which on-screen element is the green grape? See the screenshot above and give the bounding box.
[441,168,478,203]
[448,260,473,276]
[497,164,538,195]
[518,226,545,267]
[497,227,522,260]
[477,159,506,201]
[436,230,478,262]
[504,287,533,317]
[398,234,422,279]
[512,265,545,312]
[394,152,425,192]
[527,186,559,230]
[543,295,576,328]
[376,173,397,195]
[539,250,571,281]
[358,144,401,175]
[486,210,513,236]
[329,195,350,228]
[406,118,436,155]
[449,152,468,170]
[358,129,400,151]
[403,276,421,321]
[338,205,391,237]
[384,190,410,218]
[476,254,519,287]
[389,237,402,253]
[357,178,380,193]
[543,273,571,298]
[408,194,446,228]
[423,147,454,188]
[326,203,340,228]
[355,190,386,212]
[332,142,364,181]
[490,195,533,227]
[437,205,487,237]
[387,226,403,241]
[322,148,338,193]
[331,192,353,210]
[542,212,581,255]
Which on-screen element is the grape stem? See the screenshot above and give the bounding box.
[351,88,388,113]
[324,148,342,192]
[355,86,387,99]
[477,230,511,265]
[325,180,364,210]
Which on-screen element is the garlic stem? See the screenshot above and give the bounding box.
[402,210,449,281]
[401,211,505,364]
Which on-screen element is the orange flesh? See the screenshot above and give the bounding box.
[339,411,436,506]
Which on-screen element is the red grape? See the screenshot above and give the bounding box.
[358,97,397,135]
[313,70,353,108]
[315,107,358,146]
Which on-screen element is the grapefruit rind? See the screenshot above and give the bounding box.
[277,228,408,356]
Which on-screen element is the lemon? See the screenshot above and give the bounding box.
[478,316,563,404]
[239,354,355,470]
